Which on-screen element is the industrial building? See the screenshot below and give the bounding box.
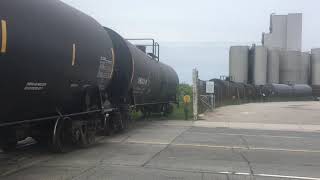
[262,13,302,51]
[229,13,320,91]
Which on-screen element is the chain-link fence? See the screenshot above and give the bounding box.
[192,69,314,120]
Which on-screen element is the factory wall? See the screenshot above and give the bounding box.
[263,15,287,50]
[286,14,302,51]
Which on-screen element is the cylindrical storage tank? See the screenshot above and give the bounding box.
[229,46,249,83]
[279,51,301,84]
[311,48,320,85]
[292,84,312,97]
[300,52,310,84]
[252,46,267,85]
[267,48,280,84]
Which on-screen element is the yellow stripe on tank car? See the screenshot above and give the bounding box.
[1,20,7,53]
[72,43,76,66]
[130,56,135,83]
[110,48,115,78]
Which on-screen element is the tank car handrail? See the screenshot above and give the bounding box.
[155,42,160,61]
[126,38,155,54]
[134,101,177,106]
[126,38,160,61]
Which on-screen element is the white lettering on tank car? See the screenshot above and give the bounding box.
[24,82,47,91]
[100,56,107,61]
[138,77,149,85]
[97,56,113,79]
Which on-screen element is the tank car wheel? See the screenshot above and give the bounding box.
[120,112,129,131]
[113,111,124,132]
[165,104,174,115]
[83,87,100,112]
[102,114,115,136]
[76,87,99,146]
[77,123,96,148]
[119,105,132,131]
[50,117,73,153]
[161,104,168,117]
[141,107,151,120]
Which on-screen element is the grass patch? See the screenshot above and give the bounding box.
[131,110,143,121]
[130,103,194,121]
[166,104,193,120]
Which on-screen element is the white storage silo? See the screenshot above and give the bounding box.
[229,46,249,83]
[279,50,301,84]
[251,46,268,85]
[311,48,320,85]
[267,48,280,84]
[299,52,310,84]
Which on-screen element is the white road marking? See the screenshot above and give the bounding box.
[186,131,306,139]
[127,140,169,145]
[234,172,251,175]
[218,171,232,174]
[250,147,320,153]
[120,140,320,153]
[217,171,320,180]
[193,121,320,133]
[173,143,247,150]
[255,173,320,180]
[174,143,320,153]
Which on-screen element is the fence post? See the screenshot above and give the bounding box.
[213,94,216,109]
[211,94,214,111]
[193,69,198,120]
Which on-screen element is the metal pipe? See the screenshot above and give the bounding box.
[0,109,106,127]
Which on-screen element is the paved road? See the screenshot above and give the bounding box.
[1,101,320,180]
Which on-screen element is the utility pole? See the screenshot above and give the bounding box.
[193,69,198,121]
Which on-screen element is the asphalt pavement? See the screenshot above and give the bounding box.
[1,101,320,180]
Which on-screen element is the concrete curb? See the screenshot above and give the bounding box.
[193,121,320,132]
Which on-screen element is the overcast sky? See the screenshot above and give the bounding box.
[61,0,320,83]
